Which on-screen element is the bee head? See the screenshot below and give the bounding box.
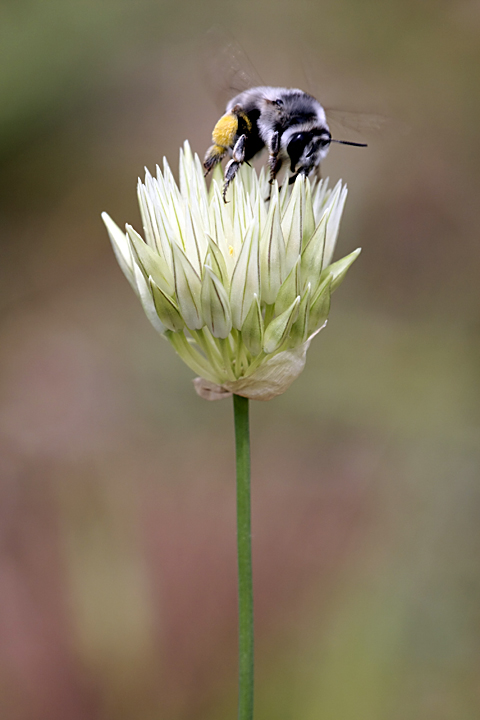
[286,129,331,175]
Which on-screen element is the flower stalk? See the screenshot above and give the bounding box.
[233,393,254,720]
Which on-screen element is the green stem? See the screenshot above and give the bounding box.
[233,394,254,720]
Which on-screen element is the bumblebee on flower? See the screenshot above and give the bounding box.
[102,141,360,401]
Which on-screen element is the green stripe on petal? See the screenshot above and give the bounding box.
[165,331,222,385]
[323,182,348,267]
[149,277,185,332]
[263,296,300,355]
[281,175,304,276]
[288,282,312,348]
[302,179,316,248]
[259,186,286,304]
[275,257,301,316]
[171,242,203,330]
[230,220,260,330]
[204,234,229,287]
[132,263,166,335]
[201,266,232,339]
[320,248,361,292]
[241,293,264,357]
[126,224,175,296]
[308,274,332,334]
[300,210,328,295]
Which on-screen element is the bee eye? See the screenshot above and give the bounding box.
[291,132,305,144]
[287,132,313,171]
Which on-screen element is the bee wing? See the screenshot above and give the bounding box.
[300,50,409,141]
[325,108,410,140]
[203,25,264,110]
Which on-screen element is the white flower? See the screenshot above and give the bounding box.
[102,142,360,401]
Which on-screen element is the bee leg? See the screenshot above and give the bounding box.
[269,157,283,185]
[223,159,242,202]
[222,134,247,202]
[204,110,241,176]
[232,134,247,164]
[268,131,281,184]
[204,144,227,176]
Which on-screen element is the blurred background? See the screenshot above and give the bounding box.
[1,1,479,718]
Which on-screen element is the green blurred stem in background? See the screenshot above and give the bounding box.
[233,394,254,720]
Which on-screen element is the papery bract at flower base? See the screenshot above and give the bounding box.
[102,142,360,401]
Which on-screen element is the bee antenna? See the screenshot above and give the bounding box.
[330,138,368,147]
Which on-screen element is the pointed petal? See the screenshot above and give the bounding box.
[230,220,260,330]
[281,175,304,276]
[232,176,252,247]
[263,296,300,354]
[201,266,232,339]
[308,274,332,334]
[302,179,316,248]
[259,186,286,304]
[208,163,224,202]
[149,277,185,332]
[137,179,172,266]
[162,157,182,199]
[279,173,291,214]
[300,210,328,295]
[204,234,229,287]
[289,282,312,348]
[275,257,301,316]
[137,178,157,250]
[171,242,203,330]
[179,142,193,197]
[321,248,361,292]
[311,176,331,223]
[102,213,137,292]
[209,181,236,277]
[241,293,264,357]
[323,182,348,266]
[139,177,175,268]
[182,203,203,274]
[126,225,175,296]
[132,263,166,334]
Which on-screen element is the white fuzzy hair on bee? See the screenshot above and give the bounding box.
[204,86,367,201]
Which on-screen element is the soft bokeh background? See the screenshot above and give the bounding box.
[1,1,479,718]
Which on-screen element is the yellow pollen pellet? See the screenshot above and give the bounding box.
[212,113,239,148]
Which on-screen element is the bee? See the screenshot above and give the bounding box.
[204,86,367,200]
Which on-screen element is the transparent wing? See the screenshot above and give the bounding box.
[326,108,410,141]
[203,25,264,110]
[300,50,409,141]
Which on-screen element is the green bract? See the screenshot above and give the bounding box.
[102,142,360,401]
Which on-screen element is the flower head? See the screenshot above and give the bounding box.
[102,142,360,400]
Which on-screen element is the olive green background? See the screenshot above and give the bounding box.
[1,1,479,719]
